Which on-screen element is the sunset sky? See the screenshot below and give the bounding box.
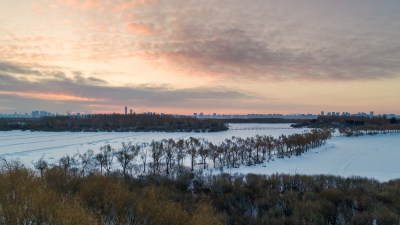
[1,0,400,115]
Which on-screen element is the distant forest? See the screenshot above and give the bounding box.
[293,115,400,136]
[223,118,302,124]
[0,114,228,132]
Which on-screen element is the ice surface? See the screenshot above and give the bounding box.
[0,123,306,165]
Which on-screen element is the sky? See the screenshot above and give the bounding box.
[1,0,400,115]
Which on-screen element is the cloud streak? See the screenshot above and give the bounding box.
[0,61,255,113]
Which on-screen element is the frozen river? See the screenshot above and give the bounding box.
[0,123,307,165]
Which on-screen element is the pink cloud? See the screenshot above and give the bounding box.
[114,0,158,11]
[125,23,158,35]
[0,91,105,102]
[58,0,104,11]
[57,0,157,12]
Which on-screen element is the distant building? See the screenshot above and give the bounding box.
[31,111,39,118]
[370,111,374,117]
[125,106,127,115]
[321,111,324,116]
[193,113,197,117]
[130,109,133,115]
[39,111,51,117]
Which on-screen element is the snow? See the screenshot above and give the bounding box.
[224,133,400,182]
[1,123,399,182]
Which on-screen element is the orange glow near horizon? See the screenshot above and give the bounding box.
[0,91,105,102]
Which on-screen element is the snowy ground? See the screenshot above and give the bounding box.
[0,123,307,165]
[223,133,400,182]
[1,123,399,182]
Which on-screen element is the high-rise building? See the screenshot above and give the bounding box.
[125,106,127,115]
[321,111,325,116]
[370,111,374,117]
[130,109,133,115]
[31,111,39,118]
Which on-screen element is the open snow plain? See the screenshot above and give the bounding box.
[1,123,399,181]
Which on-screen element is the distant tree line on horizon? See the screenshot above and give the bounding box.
[223,118,303,124]
[0,114,228,132]
[293,115,400,137]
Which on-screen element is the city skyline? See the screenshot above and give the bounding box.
[1,1,400,114]
[1,107,398,120]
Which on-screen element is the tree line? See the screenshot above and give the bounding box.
[36,129,332,179]
[0,114,228,132]
[293,115,400,136]
[224,118,302,124]
[338,124,400,136]
[1,159,399,225]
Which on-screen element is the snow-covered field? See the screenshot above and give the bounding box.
[1,123,399,182]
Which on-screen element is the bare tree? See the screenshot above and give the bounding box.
[150,141,163,175]
[162,138,175,175]
[95,151,105,175]
[140,143,149,173]
[34,156,48,179]
[186,137,200,171]
[208,142,219,168]
[116,142,139,178]
[175,139,186,171]
[59,154,77,175]
[79,149,94,176]
[198,140,210,169]
[97,144,114,176]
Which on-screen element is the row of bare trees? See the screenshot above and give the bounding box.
[339,124,400,137]
[39,129,331,178]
